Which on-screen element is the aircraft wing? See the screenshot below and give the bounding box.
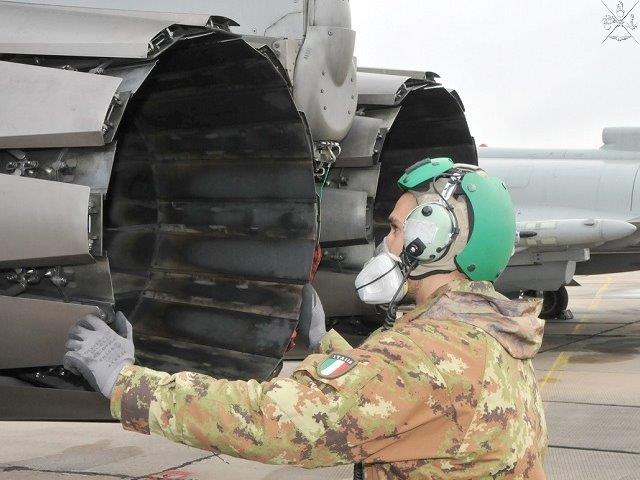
[496,218,637,292]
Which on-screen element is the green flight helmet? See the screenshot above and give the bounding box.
[397,158,516,282]
[398,158,455,190]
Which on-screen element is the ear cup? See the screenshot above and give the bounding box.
[403,203,456,263]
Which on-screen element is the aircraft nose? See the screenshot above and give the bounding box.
[599,220,638,242]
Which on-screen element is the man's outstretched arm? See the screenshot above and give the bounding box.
[110,354,373,468]
[64,313,423,469]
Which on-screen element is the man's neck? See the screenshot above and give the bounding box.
[415,271,467,305]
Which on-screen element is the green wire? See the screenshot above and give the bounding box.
[318,165,331,245]
[318,165,333,202]
[316,165,333,248]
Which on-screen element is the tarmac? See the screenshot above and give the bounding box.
[1,272,639,479]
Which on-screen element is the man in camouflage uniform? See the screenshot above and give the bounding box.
[65,159,548,479]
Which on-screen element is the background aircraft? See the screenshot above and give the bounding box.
[317,128,640,325]
[479,127,640,319]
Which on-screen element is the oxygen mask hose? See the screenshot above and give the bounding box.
[382,242,423,331]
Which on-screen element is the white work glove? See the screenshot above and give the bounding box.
[297,284,327,351]
[63,312,135,399]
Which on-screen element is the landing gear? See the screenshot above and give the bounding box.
[524,287,573,320]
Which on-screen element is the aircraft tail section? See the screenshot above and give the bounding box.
[602,127,640,152]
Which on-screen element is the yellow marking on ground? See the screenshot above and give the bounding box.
[539,352,570,388]
[573,276,613,334]
[541,276,613,387]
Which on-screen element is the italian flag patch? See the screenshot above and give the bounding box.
[317,354,358,379]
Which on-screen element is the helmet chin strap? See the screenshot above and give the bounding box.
[409,269,457,281]
[382,244,423,331]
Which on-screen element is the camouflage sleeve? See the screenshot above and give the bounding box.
[110,359,377,467]
[316,329,352,354]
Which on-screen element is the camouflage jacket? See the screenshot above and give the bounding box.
[111,279,548,479]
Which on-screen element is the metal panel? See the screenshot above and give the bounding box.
[8,0,306,40]
[358,67,435,80]
[320,244,375,271]
[0,174,92,268]
[107,62,158,95]
[357,71,411,106]
[366,107,401,130]
[0,258,116,306]
[293,26,357,141]
[496,261,576,292]
[333,109,399,170]
[25,4,215,23]
[319,188,370,246]
[337,116,385,167]
[509,249,589,267]
[63,144,117,193]
[327,166,381,198]
[0,144,116,193]
[0,2,211,58]
[309,0,352,28]
[0,296,99,369]
[0,61,121,148]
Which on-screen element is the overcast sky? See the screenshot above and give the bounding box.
[16,0,640,149]
[351,0,640,149]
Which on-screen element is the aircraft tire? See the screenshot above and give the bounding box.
[541,287,569,320]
